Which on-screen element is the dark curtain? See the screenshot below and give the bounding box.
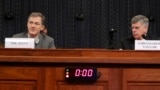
[0,0,160,49]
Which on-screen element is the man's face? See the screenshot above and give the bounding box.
[27,17,44,37]
[131,22,148,40]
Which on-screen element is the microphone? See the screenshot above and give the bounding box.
[108,28,117,49]
[142,34,146,39]
[109,28,117,39]
[35,38,39,45]
[109,28,117,33]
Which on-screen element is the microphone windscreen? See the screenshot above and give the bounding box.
[142,34,146,39]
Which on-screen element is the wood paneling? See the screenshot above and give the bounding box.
[57,82,108,90]
[0,67,39,79]
[126,83,160,90]
[0,49,159,90]
[0,81,36,90]
[123,69,160,90]
[0,66,43,90]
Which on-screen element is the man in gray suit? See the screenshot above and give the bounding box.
[13,12,56,49]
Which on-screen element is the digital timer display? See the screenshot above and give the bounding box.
[65,68,98,83]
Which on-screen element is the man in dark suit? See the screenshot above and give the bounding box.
[119,15,159,50]
[13,12,56,49]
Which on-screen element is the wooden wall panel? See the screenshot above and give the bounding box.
[57,82,108,90]
[127,83,160,90]
[0,67,39,79]
[43,68,56,90]
[123,69,160,81]
[123,69,160,90]
[0,66,44,90]
[0,81,36,90]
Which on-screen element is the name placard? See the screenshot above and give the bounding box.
[5,38,35,49]
[135,40,160,50]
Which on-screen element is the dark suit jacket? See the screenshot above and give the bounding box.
[12,32,56,49]
[119,35,160,50]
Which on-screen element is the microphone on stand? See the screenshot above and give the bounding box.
[109,28,117,40]
[35,38,39,45]
[108,28,117,49]
[142,34,147,39]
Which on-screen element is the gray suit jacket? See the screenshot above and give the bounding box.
[12,32,56,49]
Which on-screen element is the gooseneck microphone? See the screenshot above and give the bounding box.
[108,28,117,49]
[142,34,147,39]
[35,38,39,45]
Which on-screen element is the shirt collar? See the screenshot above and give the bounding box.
[28,33,39,44]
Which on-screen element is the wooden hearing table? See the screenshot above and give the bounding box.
[0,49,159,90]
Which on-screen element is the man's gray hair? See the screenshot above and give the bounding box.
[131,15,149,27]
